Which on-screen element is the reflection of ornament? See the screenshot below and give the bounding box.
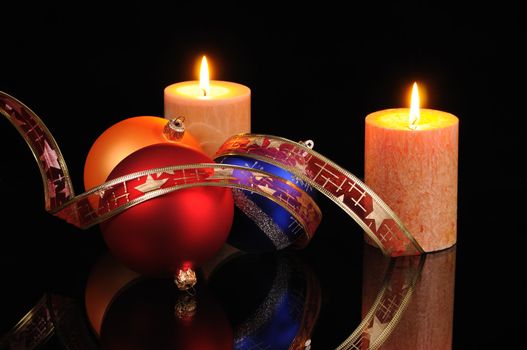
[100,279,233,350]
[84,253,233,350]
[207,253,321,350]
[100,143,234,279]
[1,246,426,349]
[83,116,200,191]
[85,254,140,336]
[174,293,198,321]
[217,155,318,252]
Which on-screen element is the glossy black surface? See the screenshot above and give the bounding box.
[1,3,525,349]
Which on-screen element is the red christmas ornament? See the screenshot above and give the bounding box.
[100,143,234,281]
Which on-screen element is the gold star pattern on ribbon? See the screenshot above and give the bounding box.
[40,140,60,170]
[258,183,277,196]
[366,316,388,344]
[366,201,392,232]
[134,175,168,193]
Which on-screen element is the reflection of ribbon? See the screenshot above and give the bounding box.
[0,296,55,350]
[362,245,456,349]
[336,252,425,350]
[0,250,424,349]
[0,294,98,350]
[1,91,423,256]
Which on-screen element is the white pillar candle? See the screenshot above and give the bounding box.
[164,56,251,156]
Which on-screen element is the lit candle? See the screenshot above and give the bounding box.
[365,83,459,253]
[164,56,251,156]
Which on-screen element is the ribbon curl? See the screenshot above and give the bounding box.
[1,91,423,256]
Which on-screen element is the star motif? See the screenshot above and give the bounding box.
[156,169,175,177]
[397,262,421,291]
[244,161,264,170]
[365,201,392,231]
[134,175,168,193]
[267,139,282,149]
[47,179,57,198]
[365,316,388,343]
[60,184,71,198]
[13,116,26,127]
[295,161,309,174]
[258,184,277,196]
[40,140,60,170]
[210,167,235,179]
[248,137,264,147]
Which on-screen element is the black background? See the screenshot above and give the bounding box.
[0,2,526,349]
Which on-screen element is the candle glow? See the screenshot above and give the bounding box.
[409,82,420,130]
[164,55,251,156]
[364,83,459,253]
[199,56,210,97]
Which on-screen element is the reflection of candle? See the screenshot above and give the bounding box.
[365,83,459,252]
[362,244,456,349]
[164,56,251,156]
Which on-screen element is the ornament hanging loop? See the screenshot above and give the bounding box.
[164,116,186,141]
[299,139,315,157]
[299,139,315,149]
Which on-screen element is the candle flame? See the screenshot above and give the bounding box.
[199,55,210,97]
[409,82,420,129]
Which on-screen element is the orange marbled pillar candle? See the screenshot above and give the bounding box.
[365,108,458,252]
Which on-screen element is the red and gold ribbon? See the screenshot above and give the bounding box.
[216,135,424,256]
[1,91,423,256]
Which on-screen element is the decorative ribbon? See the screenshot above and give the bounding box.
[0,91,320,244]
[0,91,423,256]
[215,135,424,256]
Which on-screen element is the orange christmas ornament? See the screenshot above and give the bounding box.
[83,116,200,191]
[83,115,233,288]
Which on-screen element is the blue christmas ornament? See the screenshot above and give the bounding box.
[217,155,317,252]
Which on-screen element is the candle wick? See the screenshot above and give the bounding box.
[201,88,207,97]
